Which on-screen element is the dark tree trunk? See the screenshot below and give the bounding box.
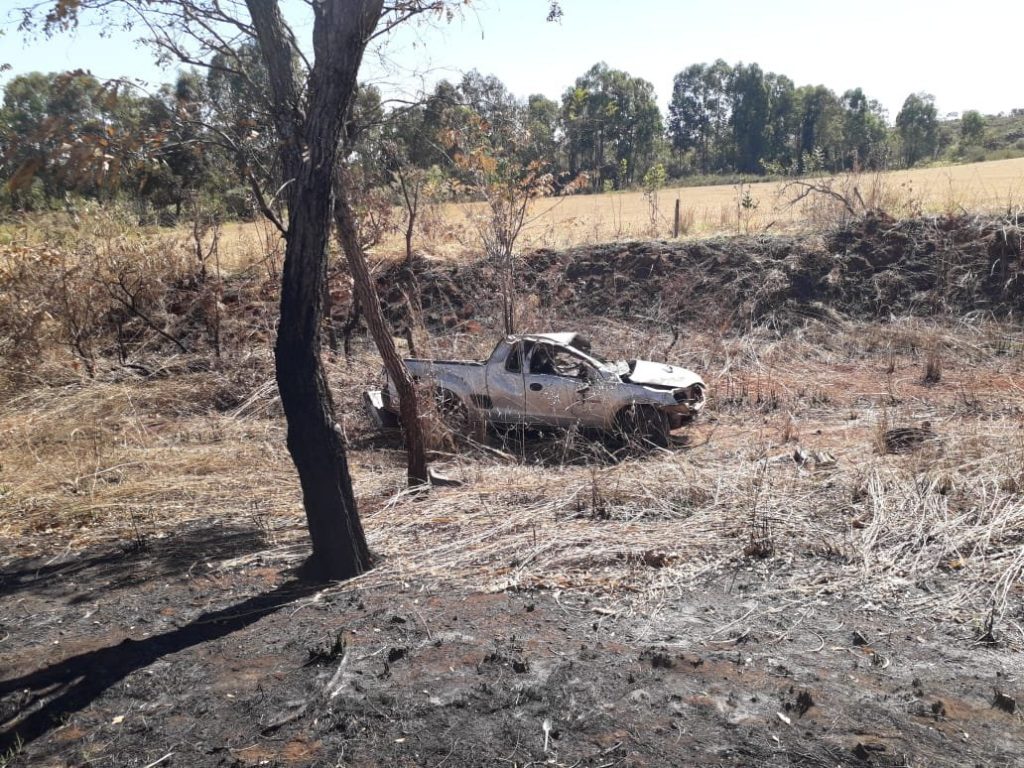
[248,0,384,580]
[334,185,429,487]
[275,196,371,578]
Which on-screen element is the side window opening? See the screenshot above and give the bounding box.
[529,344,557,375]
[531,346,587,378]
[505,341,534,373]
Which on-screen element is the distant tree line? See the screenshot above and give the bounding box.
[0,57,1018,216]
[667,61,896,174]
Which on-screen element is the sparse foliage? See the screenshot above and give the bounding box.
[960,110,985,146]
[461,149,554,334]
[896,92,939,167]
[642,162,666,235]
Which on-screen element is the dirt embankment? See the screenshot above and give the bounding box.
[6,212,1017,388]
[377,213,1024,334]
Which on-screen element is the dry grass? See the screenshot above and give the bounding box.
[363,322,1024,642]
[7,157,1019,271]
[3,317,1022,646]
[458,157,1024,251]
[190,157,1024,265]
[0,356,409,573]
[1,179,1022,650]
[0,204,282,278]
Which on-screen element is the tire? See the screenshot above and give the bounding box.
[434,389,471,434]
[615,404,669,451]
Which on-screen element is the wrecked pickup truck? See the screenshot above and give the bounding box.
[364,333,706,447]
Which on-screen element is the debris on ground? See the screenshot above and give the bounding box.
[883,423,938,454]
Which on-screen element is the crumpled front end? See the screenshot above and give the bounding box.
[661,382,707,428]
[623,360,707,427]
[623,360,705,390]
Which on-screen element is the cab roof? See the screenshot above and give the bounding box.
[508,332,582,347]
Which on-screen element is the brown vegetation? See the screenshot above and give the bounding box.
[189,157,1024,261]
[2,207,1023,765]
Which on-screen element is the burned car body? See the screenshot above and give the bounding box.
[364,333,706,445]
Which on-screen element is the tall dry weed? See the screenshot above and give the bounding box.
[0,209,233,390]
[780,170,925,230]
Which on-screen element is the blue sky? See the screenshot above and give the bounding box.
[1,0,1020,121]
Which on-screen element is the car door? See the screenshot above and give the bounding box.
[519,344,591,427]
[486,340,531,424]
[565,365,612,429]
[489,342,585,428]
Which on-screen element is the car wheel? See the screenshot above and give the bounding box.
[616,404,669,450]
[435,389,471,434]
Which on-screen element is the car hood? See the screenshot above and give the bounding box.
[622,360,704,389]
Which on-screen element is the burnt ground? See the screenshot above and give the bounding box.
[2,531,1022,768]
[3,214,1024,766]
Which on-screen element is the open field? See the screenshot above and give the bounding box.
[2,212,1024,765]
[510,157,1024,246]
[2,158,1022,271]
[210,157,1024,265]
[229,156,1024,263]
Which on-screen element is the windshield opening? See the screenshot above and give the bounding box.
[568,336,612,366]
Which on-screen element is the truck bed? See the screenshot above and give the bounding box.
[403,358,485,367]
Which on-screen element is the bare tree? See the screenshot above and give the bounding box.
[25,0,404,579]
[333,171,428,485]
[395,163,426,265]
[24,0,563,580]
[453,117,551,335]
[459,151,577,334]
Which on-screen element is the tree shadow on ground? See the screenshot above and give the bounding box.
[487,427,620,466]
[0,577,319,753]
[346,428,405,453]
[0,522,277,604]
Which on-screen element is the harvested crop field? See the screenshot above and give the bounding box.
[494,156,1024,248]
[2,213,1024,766]
[41,159,1021,271]
[191,158,1024,264]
